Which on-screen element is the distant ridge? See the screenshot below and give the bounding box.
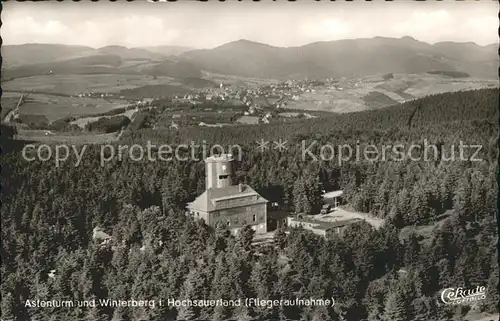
[138,45,195,56]
[2,43,190,67]
[181,37,497,79]
[2,44,94,67]
[3,37,497,79]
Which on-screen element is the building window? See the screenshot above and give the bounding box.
[252,214,256,222]
[196,212,199,217]
[227,221,231,227]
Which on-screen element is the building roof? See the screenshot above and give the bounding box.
[288,216,361,231]
[92,227,111,240]
[206,154,233,162]
[187,184,268,212]
[323,190,344,199]
[236,116,260,125]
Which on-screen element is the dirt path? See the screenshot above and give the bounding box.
[4,94,25,122]
[115,110,139,140]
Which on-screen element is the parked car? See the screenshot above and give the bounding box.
[320,204,331,214]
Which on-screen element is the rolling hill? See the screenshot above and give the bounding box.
[2,53,202,80]
[2,44,94,67]
[2,43,202,80]
[92,45,167,61]
[137,45,194,56]
[181,37,497,79]
[2,44,168,67]
[2,55,124,79]
[3,37,496,85]
[181,39,328,79]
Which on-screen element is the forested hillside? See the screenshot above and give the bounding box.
[181,38,497,79]
[1,88,498,321]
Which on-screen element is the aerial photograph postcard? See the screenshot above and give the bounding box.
[1,1,498,321]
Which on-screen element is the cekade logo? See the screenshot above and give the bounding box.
[440,286,487,305]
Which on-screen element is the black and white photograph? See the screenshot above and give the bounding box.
[1,1,498,321]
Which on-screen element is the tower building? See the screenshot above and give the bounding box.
[205,154,232,189]
[187,154,268,235]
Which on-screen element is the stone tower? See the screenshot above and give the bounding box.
[205,154,233,189]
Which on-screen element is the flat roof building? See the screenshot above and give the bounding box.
[287,216,361,238]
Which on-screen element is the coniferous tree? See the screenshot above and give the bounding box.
[382,289,408,321]
[403,233,421,268]
[238,225,255,253]
[1,292,16,321]
[293,177,309,214]
[274,227,287,250]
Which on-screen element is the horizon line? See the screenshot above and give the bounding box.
[3,35,496,51]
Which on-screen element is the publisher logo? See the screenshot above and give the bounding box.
[440,286,487,305]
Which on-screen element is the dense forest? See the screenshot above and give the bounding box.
[1,88,498,321]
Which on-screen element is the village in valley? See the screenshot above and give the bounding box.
[3,70,495,144]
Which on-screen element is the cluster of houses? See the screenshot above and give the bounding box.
[73,75,366,115]
[134,98,155,107]
[126,76,370,131]
[76,92,115,99]
[142,75,365,115]
[166,78,347,129]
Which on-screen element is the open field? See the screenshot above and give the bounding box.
[405,78,498,96]
[203,71,278,88]
[2,74,181,95]
[70,109,137,128]
[118,84,191,98]
[15,93,130,122]
[284,73,498,113]
[15,129,119,144]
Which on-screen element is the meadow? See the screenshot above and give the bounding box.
[70,109,138,128]
[2,74,180,95]
[17,93,130,122]
[1,92,21,119]
[285,73,497,113]
[14,129,119,144]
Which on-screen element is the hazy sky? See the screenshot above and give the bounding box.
[3,1,498,48]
